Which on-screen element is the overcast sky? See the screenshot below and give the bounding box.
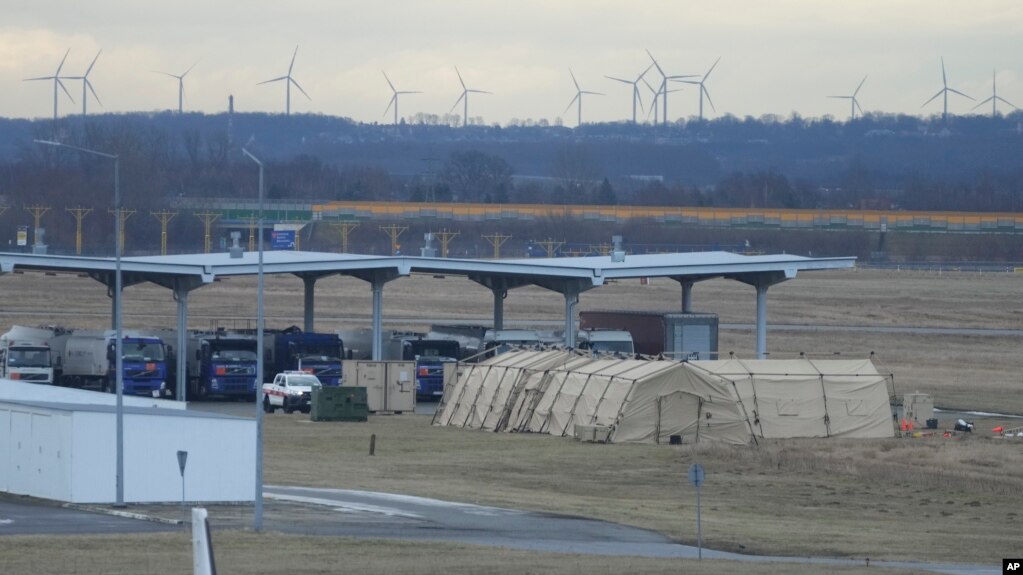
[3,1,1021,125]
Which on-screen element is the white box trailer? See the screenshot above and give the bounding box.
[0,325,55,385]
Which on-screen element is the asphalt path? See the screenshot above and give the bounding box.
[263,486,998,575]
[0,499,176,536]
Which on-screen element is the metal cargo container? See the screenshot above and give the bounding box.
[663,313,719,360]
[311,386,368,422]
[344,361,415,413]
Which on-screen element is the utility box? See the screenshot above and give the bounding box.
[345,361,416,413]
[903,392,934,427]
[573,424,612,443]
[311,386,368,422]
[664,313,719,360]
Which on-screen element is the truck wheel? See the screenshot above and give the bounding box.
[263,395,275,414]
[102,378,113,393]
[197,383,208,400]
[283,398,294,414]
[301,406,310,414]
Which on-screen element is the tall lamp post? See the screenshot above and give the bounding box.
[35,139,125,507]
[241,147,265,531]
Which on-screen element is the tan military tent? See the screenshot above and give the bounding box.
[434,351,893,445]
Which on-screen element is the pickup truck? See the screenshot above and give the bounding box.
[262,371,321,414]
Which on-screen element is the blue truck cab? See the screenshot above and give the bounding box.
[400,339,459,401]
[191,335,259,399]
[115,336,170,396]
[266,327,344,386]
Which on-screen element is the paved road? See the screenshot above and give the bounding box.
[263,486,999,575]
[0,499,176,536]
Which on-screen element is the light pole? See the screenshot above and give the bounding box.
[241,147,265,531]
[35,139,125,507]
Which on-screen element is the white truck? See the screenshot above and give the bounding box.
[577,329,635,355]
[262,371,321,414]
[0,326,55,384]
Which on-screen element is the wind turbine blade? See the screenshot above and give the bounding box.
[382,70,396,92]
[704,86,716,112]
[673,79,700,85]
[940,57,946,87]
[564,93,579,114]
[606,76,631,84]
[182,61,198,78]
[921,89,943,108]
[581,91,604,96]
[291,78,311,100]
[55,48,71,75]
[289,45,299,75]
[449,92,465,113]
[86,79,102,106]
[666,74,699,80]
[57,79,75,103]
[85,50,102,76]
[947,88,974,101]
[570,68,580,91]
[23,76,53,81]
[455,66,466,90]
[854,74,867,97]
[996,96,1018,110]
[972,96,994,110]
[384,95,396,116]
[398,90,422,95]
[853,98,862,116]
[467,89,491,94]
[645,49,664,76]
[154,71,178,78]
[704,57,721,81]
[641,77,657,93]
[637,63,655,82]
[258,76,288,85]
[636,89,645,113]
[827,96,849,99]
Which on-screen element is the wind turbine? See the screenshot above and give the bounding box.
[258,46,310,116]
[449,67,490,128]
[156,61,197,114]
[564,69,604,127]
[382,71,421,125]
[972,69,1017,118]
[676,57,721,121]
[921,57,973,122]
[642,76,684,124]
[65,50,102,116]
[606,63,653,123]
[645,49,697,125]
[23,48,74,121]
[827,74,868,121]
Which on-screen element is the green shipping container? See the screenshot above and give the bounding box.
[311,386,369,422]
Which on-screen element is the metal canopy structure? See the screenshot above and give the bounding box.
[0,250,855,398]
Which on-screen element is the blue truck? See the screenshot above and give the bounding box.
[263,327,344,386]
[397,337,459,401]
[50,330,172,397]
[185,331,259,399]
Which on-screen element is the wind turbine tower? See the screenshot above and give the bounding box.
[677,57,721,121]
[450,67,491,128]
[827,74,867,121]
[156,62,197,114]
[921,57,974,122]
[258,46,310,116]
[564,69,604,126]
[382,71,421,125]
[23,48,74,121]
[645,49,696,125]
[973,69,1017,118]
[66,50,102,116]
[606,63,652,124]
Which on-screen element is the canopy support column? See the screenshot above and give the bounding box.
[492,288,507,331]
[371,278,384,360]
[303,276,316,332]
[174,287,189,401]
[732,269,797,361]
[564,288,580,348]
[681,279,694,312]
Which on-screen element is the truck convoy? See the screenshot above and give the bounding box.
[47,329,171,396]
[0,326,54,384]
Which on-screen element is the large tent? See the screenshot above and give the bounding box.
[434,351,894,445]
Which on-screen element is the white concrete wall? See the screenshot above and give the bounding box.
[70,411,255,504]
[0,379,185,410]
[0,405,73,501]
[0,399,254,504]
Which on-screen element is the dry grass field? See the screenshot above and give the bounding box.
[1,266,1021,572]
